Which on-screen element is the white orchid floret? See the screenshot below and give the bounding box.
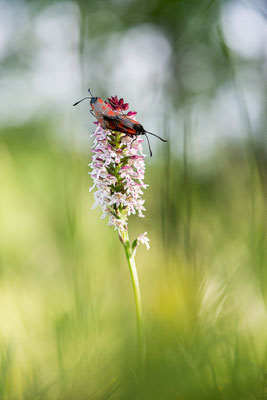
[137,232,150,250]
[132,232,150,256]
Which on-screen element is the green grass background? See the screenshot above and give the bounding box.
[0,121,266,399]
[0,0,267,398]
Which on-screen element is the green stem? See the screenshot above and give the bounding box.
[120,230,145,366]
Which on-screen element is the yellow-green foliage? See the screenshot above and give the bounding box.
[0,122,266,399]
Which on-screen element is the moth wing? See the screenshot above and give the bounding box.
[103,114,139,135]
[101,114,119,131]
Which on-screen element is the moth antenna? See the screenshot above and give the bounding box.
[144,133,153,157]
[73,96,91,106]
[88,88,94,96]
[145,130,168,142]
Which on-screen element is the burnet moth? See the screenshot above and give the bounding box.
[73,89,167,156]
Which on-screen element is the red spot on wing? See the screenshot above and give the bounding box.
[118,114,141,125]
[119,124,136,134]
[98,116,104,126]
[106,109,116,116]
[127,117,140,125]
[125,128,136,134]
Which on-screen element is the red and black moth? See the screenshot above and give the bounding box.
[73,89,167,156]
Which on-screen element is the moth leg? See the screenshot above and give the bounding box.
[122,132,134,144]
[130,135,138,148]
[121,133,138,149]
[90,110,96,118]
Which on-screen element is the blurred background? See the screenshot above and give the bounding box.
[0,0,266,398]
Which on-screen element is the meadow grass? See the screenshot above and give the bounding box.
[0,123,266,399]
